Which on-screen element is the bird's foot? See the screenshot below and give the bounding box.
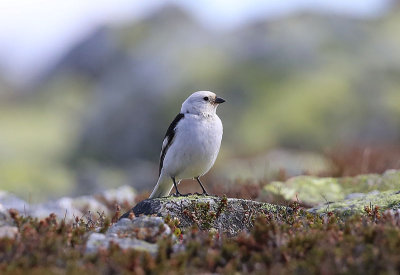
[181,193,193,197]
[172,192,183,197]
[194,192,210,196]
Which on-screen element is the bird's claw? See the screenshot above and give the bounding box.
[194,192,210,196]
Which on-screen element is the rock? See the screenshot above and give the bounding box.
[107,217,171,243]
[0,226,18,239]
[308,189,400,216]
[30,197,84,220]
[344,193,366,200]
[121,195,288,237]
[86,233,107,254]
[30,196,110,220]
[29,186,136,220]
[345,190,380,200]
[86,216,170,254]
[264,176,343,206]
[99,185,136,203]
[86,232,158,255]
[0,191,29,213]
[263,169,400,206]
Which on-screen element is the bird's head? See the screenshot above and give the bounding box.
[181,91,225,115]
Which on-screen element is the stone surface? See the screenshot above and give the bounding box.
[107,216,171,242]
[308,189,400,216]
[0,191,29,213]
[86,233,158,255]
[0,186,136,221]
[121,195,288,237]
[0,226,18,239]
[86,216,169,255]
[263,169,400,206]
[99,185,136,203]
[30,196,111,220]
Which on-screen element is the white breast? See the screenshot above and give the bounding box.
[162,113,223,180]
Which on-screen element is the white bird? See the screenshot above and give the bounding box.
[149,91,225,198]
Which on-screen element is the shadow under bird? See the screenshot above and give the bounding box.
[149,91,225,198]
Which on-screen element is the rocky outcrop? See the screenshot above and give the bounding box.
[263,169,400,206]
[121,195,288,237]
[83,195,287,254]
[1,170,400,255]
[309,190,400,216]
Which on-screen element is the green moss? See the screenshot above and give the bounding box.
[264,176,344,205]
[309,190,400,215]
[264,170,400,206]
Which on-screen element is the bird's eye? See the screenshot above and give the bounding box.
[203,97,209,101]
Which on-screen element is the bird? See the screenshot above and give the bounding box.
[149,91,225,198]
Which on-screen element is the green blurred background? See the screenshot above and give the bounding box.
[1,0,400,202]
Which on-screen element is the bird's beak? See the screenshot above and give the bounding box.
[215,97,226,104]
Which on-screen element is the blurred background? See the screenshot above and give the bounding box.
[1,0,400,203]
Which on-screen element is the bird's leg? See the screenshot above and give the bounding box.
[195,177,209,196]
[172,177,182,196]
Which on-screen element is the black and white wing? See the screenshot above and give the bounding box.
[159,113,185,176]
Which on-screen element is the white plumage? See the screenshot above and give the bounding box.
[149,91,225,198]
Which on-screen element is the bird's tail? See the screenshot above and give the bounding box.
[149,174,174,199]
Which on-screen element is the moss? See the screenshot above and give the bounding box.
[309,190,400,215]
[264,176,344,205]
[264,170,400,206]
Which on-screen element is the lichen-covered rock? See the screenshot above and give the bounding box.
[121,195,287,237]
[308,190,400,216]
[263,169,400,206]
[107,216,171,242]
[86,216,169,255]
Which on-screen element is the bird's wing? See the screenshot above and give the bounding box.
[159,113,185,176]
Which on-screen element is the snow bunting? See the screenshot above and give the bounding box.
[149,91,225,198]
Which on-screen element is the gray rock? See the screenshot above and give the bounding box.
[100,185,136,203]
[29,186,135,220]
[86,216,170,254]
[86,232,158,255]
[0,226,18,239]
[121,195,287,237]
[30,197,84,220]
[345,193,366,200]
[85,233,107,254]
[0,191,29,213]
[108,217,171,242]
[29,196,110,220]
